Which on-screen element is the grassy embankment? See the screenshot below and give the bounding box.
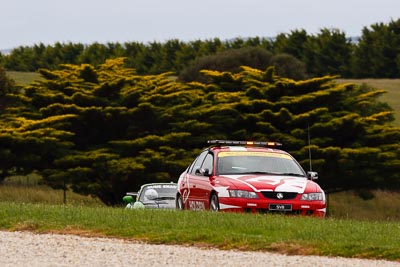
[0,199,400,261]
[0,200,399,261]
[7,71,42,85]
[1,177,400,261]
[0,175,102,206]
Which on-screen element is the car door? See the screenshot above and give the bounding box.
[184,150,208,209]
[186,152,214,209]
[194,153,214,209]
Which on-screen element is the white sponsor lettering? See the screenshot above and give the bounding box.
[147,184,177,189]
[189,201,205,210]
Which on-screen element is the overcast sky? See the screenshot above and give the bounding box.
[1,0,399,50]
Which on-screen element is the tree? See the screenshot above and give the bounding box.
[2,58,399,204]
[178,47,273,83]
[1,59,202,204]
[303,28,353,77]
[0,65,19,182]
[158,39,185,73]
[273,29,309,61]
[78,42,110,66]
[0,65,16,97]
[3,18,400,79]
[269,53,307,80]
[353,19,400,78]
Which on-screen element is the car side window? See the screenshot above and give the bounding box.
[189,150,208,175]
[201,153,214,175]
[187,157,198,174]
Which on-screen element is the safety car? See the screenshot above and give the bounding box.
[176,140,326,217]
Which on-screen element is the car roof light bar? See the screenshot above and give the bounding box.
[207,140,282,147]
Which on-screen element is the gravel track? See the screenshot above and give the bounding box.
[0,231,399,267]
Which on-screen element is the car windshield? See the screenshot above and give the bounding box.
[139,184,177,202]
[217,151,305,176]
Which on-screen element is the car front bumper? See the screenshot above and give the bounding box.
[218,197,326,217]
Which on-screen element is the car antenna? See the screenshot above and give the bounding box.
[308,123,312,171]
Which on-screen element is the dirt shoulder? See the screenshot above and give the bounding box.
[0,231,399,267]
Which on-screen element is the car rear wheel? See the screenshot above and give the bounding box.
[210,193,220,212]
[176,194,184,210]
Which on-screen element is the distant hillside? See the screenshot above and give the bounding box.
[0,48,12,55]
[7,71,41,85]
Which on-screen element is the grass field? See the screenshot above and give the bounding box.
[2,176,400,221]
[0,175,103,206]
[327,190,400,221]
[0,201,399,261]
[7,71,41,85]
[1,177,400,261]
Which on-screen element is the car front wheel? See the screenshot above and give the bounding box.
[210,193,220,212]
[176,194,184,210]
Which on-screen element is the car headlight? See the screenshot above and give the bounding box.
[228,190,259,199]
[300,192,324,201]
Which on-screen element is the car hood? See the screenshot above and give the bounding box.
[142,200,176,209]
[216,174,309,193]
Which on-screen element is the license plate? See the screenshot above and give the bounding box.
[269,204,292,211]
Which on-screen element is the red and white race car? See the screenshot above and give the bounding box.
[176,140,326,217]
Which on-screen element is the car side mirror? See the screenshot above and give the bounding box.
[307,171,318,181]
[195,168,211,176]
[123,195,134,203]
[126,192,138,201]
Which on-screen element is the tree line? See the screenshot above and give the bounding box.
[0,59,399,204]
[1,19,400,79]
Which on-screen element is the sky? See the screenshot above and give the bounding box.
[1,0,400,50]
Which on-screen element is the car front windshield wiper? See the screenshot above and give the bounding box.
[238,171,279,175]
[142,202,159,206]
[153,197,175,200]
[278,172,305,177]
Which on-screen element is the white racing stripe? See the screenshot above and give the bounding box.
[220,175,307,193]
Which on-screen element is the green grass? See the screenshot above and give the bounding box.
[1,180,400,261]
[7,71,41,85]
[328,190,400,221]
[3,176,400,221]
[0,202,399,261]
[0,175,103,206]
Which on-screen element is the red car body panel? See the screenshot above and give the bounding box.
[177,143,326,217]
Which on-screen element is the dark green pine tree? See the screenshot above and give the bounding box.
[2,58,205,204]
